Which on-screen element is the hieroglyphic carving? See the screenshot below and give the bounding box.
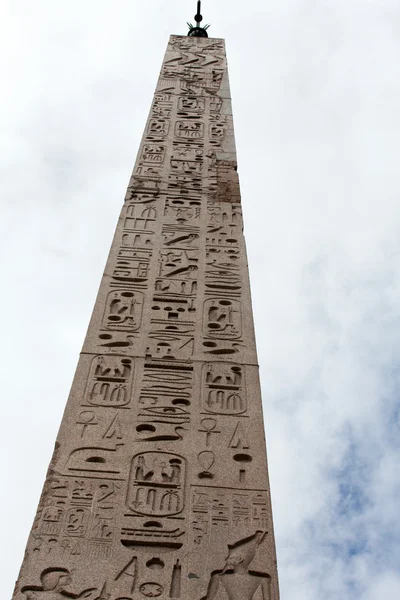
[165,51,225,70]
[84,356,134,407]
[169,36,225,55]
[124,205,158,232]
[164,196,201,224]
[198,418,220,446]
[170,560,182,598]
[205,203,242,295]
[141,144,166,164]
[156,78,177,93]
[155,278,198,297]
[162,224,199,248]
[97,331,137,352]
[200,531,271,600]
[229,422,250,450]
[73,481,121,559]
[191,488,269,546]
[76,411,98,438]
[134,165,162,179]
[178,69,224,95]
[139,362,193,404]
[202,326,244,380]
[66,444,124,477]
[112,257,151,284]
[170,147,204,173]
[121,233,153,249]
[203,299,242,339]
[34,478,122,560]
[206,225,239,248]
[136,360,192,442]
[103,291,144,331]
[125,182,161,204]
[178,97,205,113]
[147,119,170,139]
[210,97,223,113]
[209,115,229,142]
[207,198,242,229]
[146,334,194,361]
[21,568,101,599]
[151,99,173,119]
[136,404,190,442]
[168,174,202,193]
[36,478,69,539]
[202,363,246,415]
[197,451,215,479]
[115,557,138,594]
[140,582,163,597]
[155,92,173,102]
[150,296,196,321]
[121,523,185,549]
[127,452,186,516]
[233,452,253,484]
[114,555,185,600]
[175,121,204,140]
[205,252,242,297]
[172,141,204,156]
[159,249,198,279]
[127,178,160,195]
[76,412,123,442]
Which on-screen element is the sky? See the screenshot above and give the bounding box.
[1,0,400,598]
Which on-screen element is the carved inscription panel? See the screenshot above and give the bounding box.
[190,487,269,546]
[202,362,246,415]
[32,477,123,562]
[84,356,134,407]
[127,452,187,517]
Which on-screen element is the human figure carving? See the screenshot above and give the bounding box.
[21,567,100,599]
[200,531,271,600]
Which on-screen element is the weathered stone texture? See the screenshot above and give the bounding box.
[13,35,280,600]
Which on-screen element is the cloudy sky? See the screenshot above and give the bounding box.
[2,1,400,598]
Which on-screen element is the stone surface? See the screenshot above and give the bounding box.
[13,35,280,600]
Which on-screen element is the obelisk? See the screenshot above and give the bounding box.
[13,8,280,600]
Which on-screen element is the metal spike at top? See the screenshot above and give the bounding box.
[194,1,203,26]
[187,1,210,37]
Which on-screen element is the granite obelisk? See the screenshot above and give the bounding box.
[13,14,280,600]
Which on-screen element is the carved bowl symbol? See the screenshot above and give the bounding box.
[198,450,215,473]
[140,582,164,597]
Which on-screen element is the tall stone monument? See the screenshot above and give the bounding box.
[13,9,280,600]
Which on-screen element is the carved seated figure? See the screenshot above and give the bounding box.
[21,568,99,600]
[200,531,271,600]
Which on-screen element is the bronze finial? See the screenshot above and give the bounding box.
[187,1,210,37]
[195,1,203,27]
